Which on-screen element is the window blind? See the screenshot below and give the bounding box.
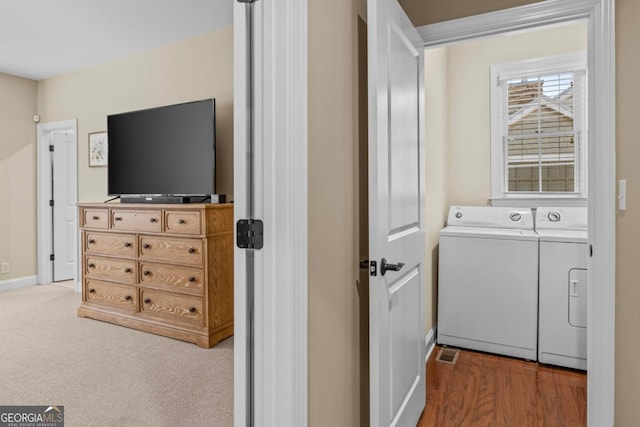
[500,69,586,193]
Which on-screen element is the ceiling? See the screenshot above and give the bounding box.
[0,0,233,80]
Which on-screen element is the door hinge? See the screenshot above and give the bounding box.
[236,219,264,250]
[589,244,593,257]
[369,260,377,277]
[50,254,55,261]
[49,199,54,207]
[49,145,54,152]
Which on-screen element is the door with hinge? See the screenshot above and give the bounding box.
[368,0,426,425]
[51,129,77,282]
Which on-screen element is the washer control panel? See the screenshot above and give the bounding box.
[447,206,534,229]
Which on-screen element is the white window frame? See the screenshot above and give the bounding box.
[490,52,588,207]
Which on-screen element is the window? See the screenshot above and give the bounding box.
[490,53,587,206]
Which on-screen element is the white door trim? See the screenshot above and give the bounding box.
[234,1,308,426]
[36,119,79,289]
[417,1,615,426]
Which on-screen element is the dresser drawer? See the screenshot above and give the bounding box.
[139,288,204,328]
[82,208,109,229]
[111,210,162,233]
[139,262,204,295]
[165,210,202,235]
[85,256,137,284]
[84,279,137,312]
[139,236,203,266]
[85,232,136,258]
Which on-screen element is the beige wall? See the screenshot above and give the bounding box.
[445,22,586,206]
[424,47,449,331]
[37,27,233,203]
[308,0,361,425]
[615,1,640,425]
[0,73,37,281]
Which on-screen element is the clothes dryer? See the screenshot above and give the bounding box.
[536,207,588,370]
[438,206,539,360]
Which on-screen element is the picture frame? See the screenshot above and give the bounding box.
[88,131,108,167]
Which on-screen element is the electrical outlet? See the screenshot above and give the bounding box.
[1,262,9,274]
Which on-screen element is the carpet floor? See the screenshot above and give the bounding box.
[0,284,233,427]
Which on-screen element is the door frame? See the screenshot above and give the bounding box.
[233,1,308,426]
[36,119,79,290]
[417,0,615,425]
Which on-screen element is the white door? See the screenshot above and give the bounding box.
[52,129,77,282]
[368,0,426,425]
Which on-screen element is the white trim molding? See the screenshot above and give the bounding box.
[418,0,603,48]
[417,1,615,426]
[234,1,308,426]
[36,119,78,287]
[425,324,437,363]
[0,275,38,292]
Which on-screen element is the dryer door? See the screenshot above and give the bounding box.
[569,268,588,328]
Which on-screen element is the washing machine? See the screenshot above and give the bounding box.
[438,206,539,360]
[536,207,588,370]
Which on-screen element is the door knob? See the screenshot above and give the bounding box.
[380,258,404,276]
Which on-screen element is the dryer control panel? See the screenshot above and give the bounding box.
[535,207,587,231]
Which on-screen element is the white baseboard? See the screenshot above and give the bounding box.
[0,275,38,292]
[425,323,437,363]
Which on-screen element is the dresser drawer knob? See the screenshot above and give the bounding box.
[125,295,132,301]
[124,242,132,248]
[143,243,151,249]
[88,263,96,269]
[150,217,158,223]
[88,288,95,294]
[92,216,100,220]
[124,268,132,273]
[114,216,122,221]
[178,219,186,224]
[144,299,151,304]
[188,276,196,283]
[143,270,151,276]
[189,307,197,313]
[188,247,196,254]
[88,239,96,244]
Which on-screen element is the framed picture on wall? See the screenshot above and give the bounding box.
[88,131,108,167]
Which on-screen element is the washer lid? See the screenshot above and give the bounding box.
[537,229,588,243]
[440,226,539,241]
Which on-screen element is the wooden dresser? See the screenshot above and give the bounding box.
[77,202,233,348]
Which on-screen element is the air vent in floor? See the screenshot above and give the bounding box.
[436,347,460,364]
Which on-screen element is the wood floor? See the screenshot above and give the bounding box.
[417,346,587,427]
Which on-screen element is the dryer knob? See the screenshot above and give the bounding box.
[455,212,462,219]
[509,212,522,222]
[548,212,561,222]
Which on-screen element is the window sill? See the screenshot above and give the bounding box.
[490,196,587,208]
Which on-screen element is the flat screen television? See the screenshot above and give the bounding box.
[107,99,216,203]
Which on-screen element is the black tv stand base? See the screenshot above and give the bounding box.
[120,195,226,204]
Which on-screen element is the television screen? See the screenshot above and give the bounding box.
[107,99,215,196]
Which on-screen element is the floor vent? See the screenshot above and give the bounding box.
[436,347,460,364]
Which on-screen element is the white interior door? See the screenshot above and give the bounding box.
[368,0,426,426]
[52,129,77,282]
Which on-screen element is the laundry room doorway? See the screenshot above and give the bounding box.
[416,0,615,425]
